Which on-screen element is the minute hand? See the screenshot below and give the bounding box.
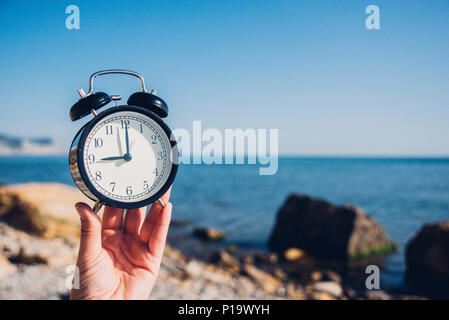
[125,124,130,155]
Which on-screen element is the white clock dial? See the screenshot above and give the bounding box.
[82,110,173,203]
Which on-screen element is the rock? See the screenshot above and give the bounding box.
[192,227,225,241]
[395,295,428,300]
[226,244,238,255]
[323,270,342,283]
[185,260,203,277]
[405,220,449,295]
[365,290,391,300]
[8,238,78,267]
[242,255,254,265]
[310,271,322,282]
[283,248,306,261]
[0,254,17,279]
[273,267,288,281]
[268,194,396,260]
[164,245,183,260]
[0,183,91,238]
[286,282,306,299]
[254,252,278,264]
[207,250,241,274]
[344,286,358,299]
[310,291,336,300]
[242,264,280,294]
[312,281,343,297]
[0,265,69,300]
[0,222,78,267]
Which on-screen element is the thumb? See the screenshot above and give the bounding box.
[75,202,102,260]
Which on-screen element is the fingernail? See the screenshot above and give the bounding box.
[75,203,86,218]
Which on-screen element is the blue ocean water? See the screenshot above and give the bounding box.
[1,156,448,289]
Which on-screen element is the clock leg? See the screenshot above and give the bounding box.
[156,199,165,208]
[92,200,104,214]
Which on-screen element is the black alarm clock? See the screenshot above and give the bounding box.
[69,70,178,212]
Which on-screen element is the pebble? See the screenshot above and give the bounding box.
[312,281,343,297]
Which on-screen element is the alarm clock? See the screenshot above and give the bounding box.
[68,70,178,212]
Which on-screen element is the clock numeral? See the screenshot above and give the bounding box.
[94,138,103,148]
[88,154,95,164]
[157,151,163,160]
[110,182,116,192]
[95,171,102,181]
[140,124,143,133]
[126,186,133,196]
[143,180,149,190]
[106,125,113,135]
[121,120,130,129]
[151,135,157,144]
[153,168,159,176]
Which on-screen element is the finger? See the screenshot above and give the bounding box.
[101,206,124,230]
[75,202,102,259]
[124,206,147,236]
[139,187,172,242]
[147,202,172,259]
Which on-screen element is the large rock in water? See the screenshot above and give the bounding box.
[405,220,449,295]
[0,183,92,238]
[268,194,395,260]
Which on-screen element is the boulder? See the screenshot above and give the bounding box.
[268,194,395,260]
[0,183,92,238]
[405,220,449,295]
[193,227,225,241]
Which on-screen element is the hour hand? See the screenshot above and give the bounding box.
[101,156,125,161]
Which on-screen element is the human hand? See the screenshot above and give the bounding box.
[70,188,172,300]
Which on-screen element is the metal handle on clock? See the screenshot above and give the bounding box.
[86,69,147,96]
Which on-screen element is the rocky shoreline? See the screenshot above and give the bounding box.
[0,183,446,300]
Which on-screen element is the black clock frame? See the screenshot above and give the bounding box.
[69,104,178,209]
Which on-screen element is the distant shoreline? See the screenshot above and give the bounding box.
[1,154,449,160]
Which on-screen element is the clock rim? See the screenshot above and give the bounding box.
[75,105,178,209]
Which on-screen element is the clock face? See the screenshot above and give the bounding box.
[81,110,174,204]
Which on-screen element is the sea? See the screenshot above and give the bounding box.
[0,156,448,290]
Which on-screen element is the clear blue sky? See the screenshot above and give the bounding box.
[0,0,447,155]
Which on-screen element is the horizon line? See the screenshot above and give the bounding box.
[1,154,449,159]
